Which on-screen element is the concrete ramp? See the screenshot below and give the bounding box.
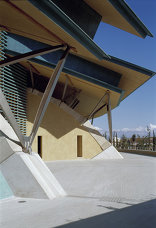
[0,170,13,199]
[1,150,66,199]
[92,145,123,160]
[0,113,66,199]
[83,121,123,159]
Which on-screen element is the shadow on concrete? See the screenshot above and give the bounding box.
[0,130,21,146]
[57,199,156,228]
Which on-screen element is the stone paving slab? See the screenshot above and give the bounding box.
[1,153,156,228]
[47,153,156,202]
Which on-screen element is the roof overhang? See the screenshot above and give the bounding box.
[4,33,155,118]
[84,0,153,38]
[0,0,109,60]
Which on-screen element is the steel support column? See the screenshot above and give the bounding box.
[0,44,65,67]
[0,88,26,149]
[29,46,70,147]
[106,92,112,143]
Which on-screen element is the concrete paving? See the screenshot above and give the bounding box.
[1,153,156,228]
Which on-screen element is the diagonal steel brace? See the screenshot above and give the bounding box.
[29,46,70,149]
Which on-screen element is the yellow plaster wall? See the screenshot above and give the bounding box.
[27,92,102,161]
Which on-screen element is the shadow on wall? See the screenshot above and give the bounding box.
[57,199,156,228]
[27,93,101,139]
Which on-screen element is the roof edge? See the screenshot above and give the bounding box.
[104,55,156,77]
[108,0,153,38]
[27,0,110,60]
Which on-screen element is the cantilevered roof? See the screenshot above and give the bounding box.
[0,0,154,118]
[0,0,153,66]
[4,33,155,118]
[84,0,153,38]
[0,0,109,60]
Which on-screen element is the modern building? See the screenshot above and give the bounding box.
[0,0,155,201]
[0,0,155,161]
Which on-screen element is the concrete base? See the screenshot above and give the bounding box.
[0,113,66,199]
[0,137,15,163]
[0,171,13,199]
[0,141,66,199]
[0,114,21,151]
[92,145,123,160]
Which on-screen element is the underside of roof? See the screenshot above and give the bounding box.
[3,33,155,119]
[0,0,155,119]
[84,0,153,38]
[0,0,109,60]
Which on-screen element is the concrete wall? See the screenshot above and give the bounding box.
[0,171,13,199]
[27,93,102,160]
[118,149,156,157]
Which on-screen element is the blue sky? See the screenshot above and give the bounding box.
[93,0,156,136]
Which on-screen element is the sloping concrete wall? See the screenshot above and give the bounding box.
[0,113,66,199]
[83,121,123,159]
[92,145,123,159]
[83,121,111,151]
[1,149,66,199]
[0,171,13,199]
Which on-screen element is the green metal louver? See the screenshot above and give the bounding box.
[0,31,27,135]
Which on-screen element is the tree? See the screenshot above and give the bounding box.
[153,130,156,151]
[131,134,136,143]
[130,134,136,149]
[116,132,119,148]
[121,134,127,149]
[113,132,115,146]
[146,126,151,149]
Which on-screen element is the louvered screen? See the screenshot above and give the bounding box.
[0,31,27,135]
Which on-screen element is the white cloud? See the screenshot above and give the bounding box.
[149,123,156,130]
[93,126,103,131]
[114,126,146,133]
[134,126,145,132]
[122,128,131,132]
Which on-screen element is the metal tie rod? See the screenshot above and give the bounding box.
[0,44,65,67]
[87,92,107,120]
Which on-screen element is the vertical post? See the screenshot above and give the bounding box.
[29,46,70,147]
[107,92,112,144]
